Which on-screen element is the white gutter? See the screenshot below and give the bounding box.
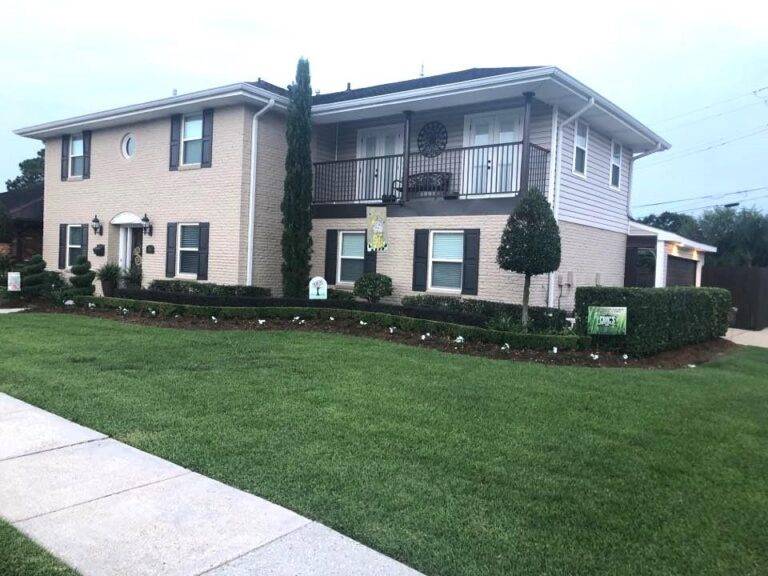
[246,99,276,286]
[547,97,595,308]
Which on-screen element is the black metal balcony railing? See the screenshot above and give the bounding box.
[312,142,549,205]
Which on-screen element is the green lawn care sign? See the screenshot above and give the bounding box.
[587,306,627,335]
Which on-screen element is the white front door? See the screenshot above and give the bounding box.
[463,110,523,195]
[356,125,404,201]
[118,227,133,272]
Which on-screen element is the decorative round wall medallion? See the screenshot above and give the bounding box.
[417,121,448,157]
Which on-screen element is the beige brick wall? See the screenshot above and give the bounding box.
[555,221,627,311]
[311,215,550,306]
[43,105,250,286]
[311,216,626,311]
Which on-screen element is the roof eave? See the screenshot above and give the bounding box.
[14,83,289,140]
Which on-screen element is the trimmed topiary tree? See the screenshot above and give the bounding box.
[281,58,313,297]
[67,256,96,297]
[14,254,63,299]
[497,188,561,328]
[353,273,393,303]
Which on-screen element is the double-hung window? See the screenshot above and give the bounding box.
[610,141,622,189]
[337,231,365,284]
[181,114,203,165]
[573,121,588,176]
[66,225,83,267]
[429,231,464,291]
[69,135,84,177]
[177,224,200,276]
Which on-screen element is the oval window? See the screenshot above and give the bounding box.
[121,133,136,159]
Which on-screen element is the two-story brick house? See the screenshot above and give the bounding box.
[14,66,669,310]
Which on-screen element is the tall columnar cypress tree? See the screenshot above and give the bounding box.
[497,188,561,328]
[281,58,313,297]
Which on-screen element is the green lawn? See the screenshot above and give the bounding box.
[1,313,767,576]
[0,519,78,576]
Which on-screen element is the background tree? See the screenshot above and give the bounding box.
[281,58,313,297]
[5,149,44,193]
[0,202,13,243]
[497,188,561,328]
[639,211,701,240]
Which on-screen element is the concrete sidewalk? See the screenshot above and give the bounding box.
[726,328,768,349]
[0,393,423,576]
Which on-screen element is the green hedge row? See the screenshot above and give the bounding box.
[401,294,567,332]
[574,287,731,356]
[75,296,587,352]
[148,279,271,298]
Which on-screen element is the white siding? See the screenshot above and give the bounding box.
[557,120,633,234]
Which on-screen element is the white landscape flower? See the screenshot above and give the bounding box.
[359,320,367,326]
[211,316,218,324]
[257,319,266,325]
[329,316,335,321]
[300,319,306,325]
[121,307,129,315]
[501,343,510,351]
[87,302,96,309]
[552,346,558,354]
[292,316,300,322]
[388,326,396,334]
[687,364,697,369]
[150,309,157,316]
[622,354,629,360]
[64,300,75,307]
[454,335,465,344]
[420,334,427,341]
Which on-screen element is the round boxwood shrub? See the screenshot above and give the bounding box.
[353,273,393,303]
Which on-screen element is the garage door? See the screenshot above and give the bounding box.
[666,256,697,286]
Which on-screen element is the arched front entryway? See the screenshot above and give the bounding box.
[110,212,144,273]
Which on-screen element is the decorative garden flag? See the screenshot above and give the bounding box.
[7,272,20,292]
[366,206,388,252]
[309,276,328,300]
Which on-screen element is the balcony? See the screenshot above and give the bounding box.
[312,141,549,205]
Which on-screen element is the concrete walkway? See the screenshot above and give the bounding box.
[726,328,768,349]
[0,393,423,576]
[0,308,26,314]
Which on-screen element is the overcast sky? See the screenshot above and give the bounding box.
[2,0,767,216]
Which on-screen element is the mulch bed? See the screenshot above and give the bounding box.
[16,303,737,369]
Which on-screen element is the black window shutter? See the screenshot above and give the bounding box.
[324,230,338,285]
[82,131,92,179]
[412,229,429,291]
[363,231,377,274]
[60,135,70,181]
[197,222,210,280]
[201,109,214,168]
[58,224,67,269]
[169,115,182,171]
[166,223,177,277]
[462,229,480,295]
[81,224,89,260]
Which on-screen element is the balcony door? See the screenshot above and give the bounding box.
[356,125,403,201]
[462,110,522,196]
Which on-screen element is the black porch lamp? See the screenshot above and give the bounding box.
[91,215,103,236]
[141,213,153,237]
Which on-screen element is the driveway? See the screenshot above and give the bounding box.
[726,328,768,349]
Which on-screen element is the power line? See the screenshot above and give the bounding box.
[633,186,768,209]
[654,85,768,124]
[639,124,768,167]
[675,194,768,213]
[661,100,768,132]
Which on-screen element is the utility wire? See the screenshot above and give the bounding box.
[675,194,768,213]
[661,100,768,132]
[654,85,768,124]
[639,125,768,167]
[633,186,768,209]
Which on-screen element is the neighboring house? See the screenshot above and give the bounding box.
[626,221,716,288]
[0,182,44,260]
[14,67,670,310]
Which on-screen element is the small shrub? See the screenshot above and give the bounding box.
[574,286,731,356]
[148,279,271,298]
[402,294,567,333]
[486,314,524,333]
[328,288,355,302]
[97,263,121,297]
[353,273,393,303]
[66,256,96,297]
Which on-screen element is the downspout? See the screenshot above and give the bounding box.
[246,98,276,286]
[547,97,595,308]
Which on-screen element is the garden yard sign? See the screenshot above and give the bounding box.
[7,271,20,292]
[587,306,627,335]
[309,276,328,300]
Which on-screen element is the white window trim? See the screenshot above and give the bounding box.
[121,133,135,160]
[609,140,622,190]
[180,113,203,167]
[176,223,200,279]
[572,120,588,178]
[427,230,464,293]
[336,230,365,286]
[69,134,84,178]
[65,224,83,269]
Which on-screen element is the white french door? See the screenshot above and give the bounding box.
[462,110,523,196]
[118,227,133,272]
[356,125,404,201]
